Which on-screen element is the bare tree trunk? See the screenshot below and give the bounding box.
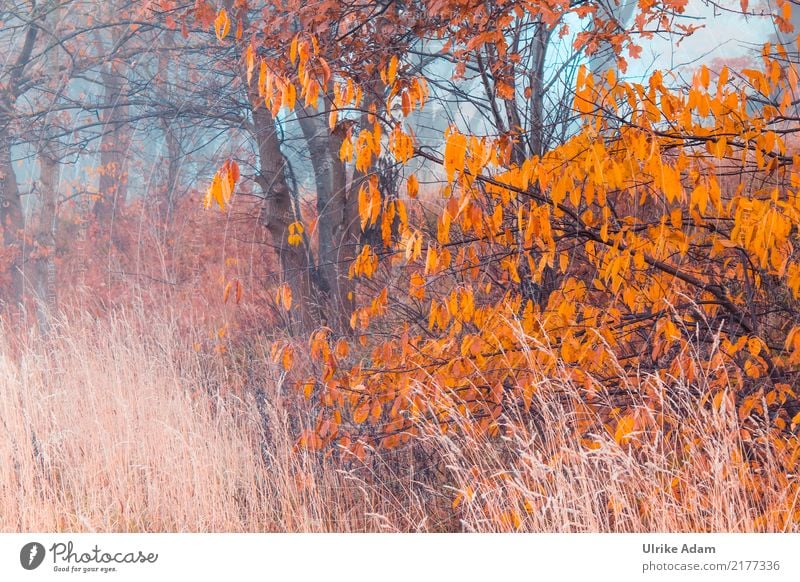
[230,0,319,331]
[31,0,62,323]
[156,29,180,226]
[0,12,38,308]
[251,100,318,331]
[161,121,181,224]
[527,22,550,158]
[295,101,353,333]
[0,128,24,306]
[33,152,59,311]
[94,70,130,248]
[587,0,637,79]
[32,149,59,325]
[338,83,389,333]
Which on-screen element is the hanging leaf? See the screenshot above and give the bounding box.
[245,44,255,85]
[444,128,467,182]
[407,174,419,198]
[387,55,399,86]
[275,283,293,311]
[203,160,239,211]
[214,9,230,41]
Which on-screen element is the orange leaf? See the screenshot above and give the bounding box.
[353,401,370,424]
[444,128,467,182]
[245,44,255,85]
[407,174,419,198]
[334,339,349,359]
[387,55,399,86]
[275,283,293,310]
[214,9,230,41]
[409,272,426,299]
[614,415,635,445]
[290,35,299,65]
[282,346,294,371]
[369,401,382,423]
[203,160,239,211]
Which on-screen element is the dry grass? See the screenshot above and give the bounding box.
[1,309,798,532]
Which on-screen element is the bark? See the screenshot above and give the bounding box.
[250,97,318,331]
[157,29,180,225]
[161,122,181,224]
[525,21,554,305]
[0,9,38,307]
[232,0,319,331]
[93,68,131,248]
[32,149,59,324]
[587,1,638,74]
[295,102,354,333]
[527,22,550,157]
[31,0,62,323]
[0,128,24,306]
[336,89,384,333]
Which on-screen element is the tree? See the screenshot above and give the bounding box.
[0,0,167,310]
[191,0,800,461]
[0,0,44,305]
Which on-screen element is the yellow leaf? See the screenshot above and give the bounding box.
[699,65,709,89]
[358,177,381,230]
[258,59,269,95]
[287,221,305,246]
[282,346,294,371]
[387,55,399,86]
[390,125,414,163]
[663,318,681,342]
[614,415,635,445]
[290,35,299,65]
[281,82,296,111]
[559,252,569,273]
[717,66,729,92]
[275,283,292,310]
[409,272,426,299]
[400,90,411,117]
[444,128,467,182]
[203,160,239,211]
[214,9,230,41]
[407,174,419,198]
[245,44,255,85]
[339,134,354,162]
[302,380,314,399]
[452,486,474,508]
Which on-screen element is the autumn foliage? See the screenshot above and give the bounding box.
[198,0,800,528]
[3,0,800,531]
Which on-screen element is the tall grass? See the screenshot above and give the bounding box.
[0,310,797,532]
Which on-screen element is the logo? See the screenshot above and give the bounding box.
[20,542,46,570]
[18,540,158,574]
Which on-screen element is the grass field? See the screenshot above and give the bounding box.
[1,310,797,532]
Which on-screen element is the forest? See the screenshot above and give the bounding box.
[1,0,799,532]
